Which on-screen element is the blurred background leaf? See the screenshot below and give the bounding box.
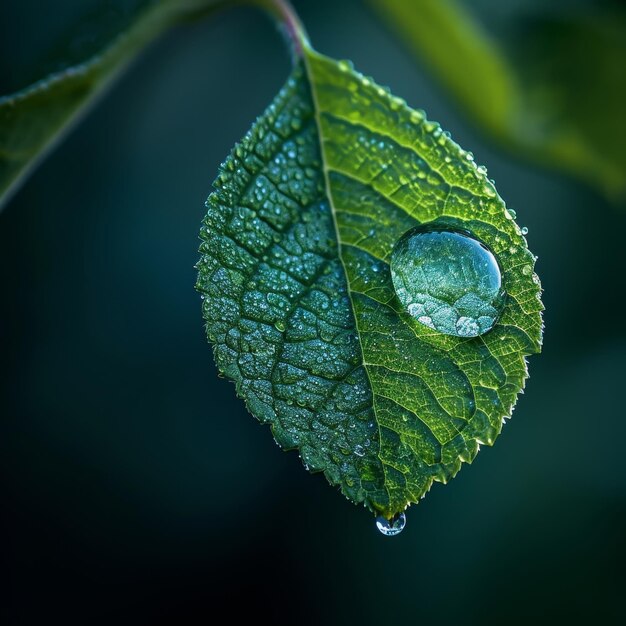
[0,0,224,210]
[367,0,626,202]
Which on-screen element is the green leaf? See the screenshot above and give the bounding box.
[196,45,543,520]
[0,0,222,210]
[366,0,626,201]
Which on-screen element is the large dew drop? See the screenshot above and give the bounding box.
[390,226,505,337]
[376,512,406,537]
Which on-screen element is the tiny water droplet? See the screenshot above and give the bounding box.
[375,512,406,537]
[390,226,505,337]
[410,109,425,124]
[521,226,529,235]
[274,320,286,332]
[390,96,403,111]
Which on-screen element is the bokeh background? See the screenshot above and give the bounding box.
[1,0,625,623]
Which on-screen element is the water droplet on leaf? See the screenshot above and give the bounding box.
[375,512,406,537]
[521,226,528,235]
[409,110,424,124]
[390,226,505,337]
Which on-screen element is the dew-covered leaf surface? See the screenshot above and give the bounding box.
[196,47,543,519]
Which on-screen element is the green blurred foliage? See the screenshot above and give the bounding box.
[0,0,224,209]
[368,0,626,201]
[0,1,624,624]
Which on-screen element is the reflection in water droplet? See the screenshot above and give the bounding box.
[390,226,505,337]
[376,512,406,537]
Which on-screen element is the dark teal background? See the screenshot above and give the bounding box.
[1,1,625,623]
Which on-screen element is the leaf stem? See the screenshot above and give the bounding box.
[253,0,309,58]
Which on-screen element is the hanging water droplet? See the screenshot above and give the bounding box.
[521,226,529,235]
[375,512,406,537]
[390,226,506,337]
